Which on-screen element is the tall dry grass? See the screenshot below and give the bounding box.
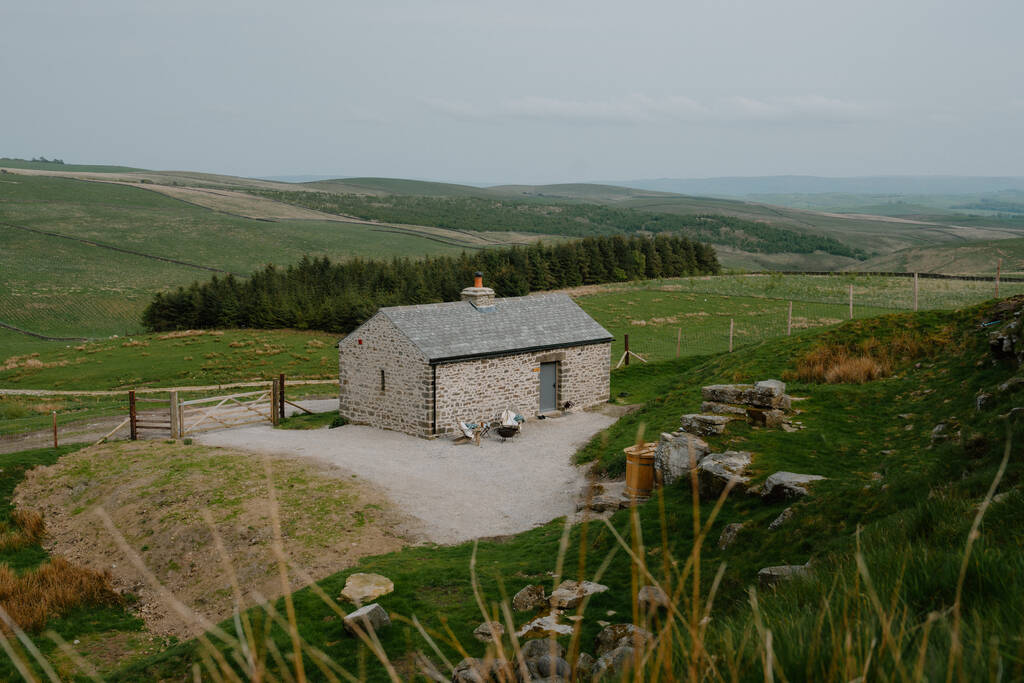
[0,557,121,633]
[0,510,46,551]
[792,346,889,384]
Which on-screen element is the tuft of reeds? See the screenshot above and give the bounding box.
[0,557,121,633]
[792,346,889,384]
[0,510,46,551]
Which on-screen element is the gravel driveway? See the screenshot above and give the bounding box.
[196,406,617,545]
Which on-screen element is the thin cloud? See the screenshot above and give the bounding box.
[424,93,872,125]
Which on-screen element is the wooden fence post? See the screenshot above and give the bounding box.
[624,334,630,367]
[787,301,793,336]
[271,379,280,426]
[279,373,286,420]
[729,319,734,353]
[849,284,854,319]
[52,411,58,448]
[675,328,681,358]
[169,391,179,439]
[913,272,919,311]
[996,259,1002,298]
[129,390,137,441]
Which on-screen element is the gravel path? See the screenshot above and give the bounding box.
[196,408,617,545]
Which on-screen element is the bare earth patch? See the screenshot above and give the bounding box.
[13,441,409,638]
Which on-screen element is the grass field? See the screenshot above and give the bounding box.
[56,300,1020,681]
[0,329,338,435]
[573,273,1024,363]
[0,175,523,338]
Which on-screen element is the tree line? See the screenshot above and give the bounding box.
[253,189,867,259]
[142,234,719,333]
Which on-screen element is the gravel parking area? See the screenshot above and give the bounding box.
[197,407,617,545]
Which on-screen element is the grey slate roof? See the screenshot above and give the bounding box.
[379,293,613,363]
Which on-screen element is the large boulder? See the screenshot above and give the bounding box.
[548,580,608,610]
[761,472,826,501]
[526,654,571,680]
[757,564,810,588]
[654,432,710,486]
[574,652,596,680]
[696,451,752,500]
[679,413,732,436]
[512,584,547,612]
[343,603,391,635]
[746,407,787,428]
[339,572,394,605]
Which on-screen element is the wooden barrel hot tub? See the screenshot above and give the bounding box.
[624,442,658,500]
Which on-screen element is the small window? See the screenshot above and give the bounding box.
[380,369,385,393]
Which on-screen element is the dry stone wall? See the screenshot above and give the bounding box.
[338,314,432,436]
[434,342,610,436]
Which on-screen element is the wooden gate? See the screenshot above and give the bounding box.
[178,386,279,436]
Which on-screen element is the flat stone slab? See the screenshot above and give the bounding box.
[700,401,748,416]
[515,612,574,639]
[761,472,826,501]
[702,381,789,410]
[679,413,732,436]
[339,572,394,605]
[549,579,609,609]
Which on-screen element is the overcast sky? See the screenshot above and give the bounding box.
[2,0,1022,183]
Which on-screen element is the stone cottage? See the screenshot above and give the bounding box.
[338,274,613,437]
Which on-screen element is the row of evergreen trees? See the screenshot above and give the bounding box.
[142,234,719,333]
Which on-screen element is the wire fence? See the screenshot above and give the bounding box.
[587,273,1024,366]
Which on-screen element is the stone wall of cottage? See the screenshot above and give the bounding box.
[338,314,432,436]
[433,342,610,436]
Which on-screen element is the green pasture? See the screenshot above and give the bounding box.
[0,329,338,435]
[0,175,490,338]
[575,273,1024,363]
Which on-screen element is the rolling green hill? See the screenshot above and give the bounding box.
[0,175,525,339]
[850,236,1024,275]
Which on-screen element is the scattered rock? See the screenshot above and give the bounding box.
[343,603,391,635]
[520,638,565,661]
[512,584,547,612]
[768,507,794,529]
[757,564,810,588]
[718,522,744,550]
[696,451,752,500]
[548,580,609,610]
[931,423,950,443]
[527,654,571,680]
[654,432,710,486]
[592,645,637,681]
[998,376,1024,393]
[976,392,994,412]
[781,423,800,433]
[897,413,915,420]
[473,621,505,643]
[515,612,574,639]
[871,471,884,482]
[594,623,654,657]
[637,585,670,611]
[451,657,512,683]
[700,401,748,416]
[746,407,787,428]
[574,652,596,680]
[679,413,732,436]
[339,572,394,605]
[761,472,826,501]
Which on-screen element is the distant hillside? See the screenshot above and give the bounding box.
[0,157,144,173]
[621,175,1024,196]
[849,236,1024,275]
